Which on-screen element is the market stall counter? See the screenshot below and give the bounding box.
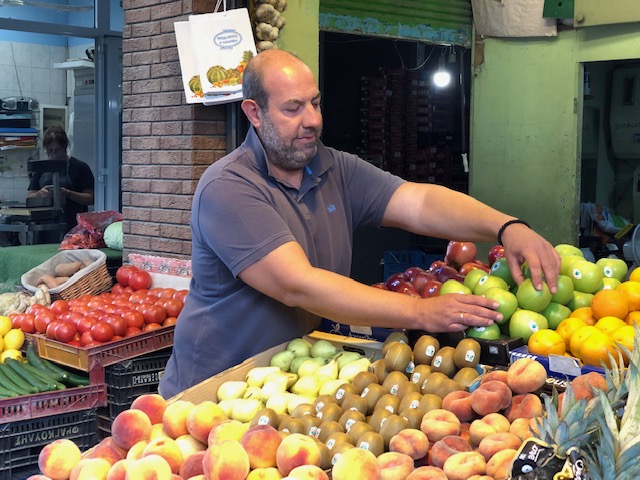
[0,243,122,286]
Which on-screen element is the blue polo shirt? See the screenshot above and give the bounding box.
[159,127,404,398]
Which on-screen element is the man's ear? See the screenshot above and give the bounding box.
[241,99,262,128]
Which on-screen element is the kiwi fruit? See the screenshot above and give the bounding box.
[374,393,401,415]
[419,393,443,413]
[420,371,449,395]
[346,420,374,444]
[410,364,432,388]
[340,393,368,415]
[317,402,343,423]
[356,430,385,457]
[249,407,280,428]
[313,394,338,413]
[317,420,345,443]
[325,431,353,450]
[413,334,440,365]
[329,441,355,464]
[334,383,358,405]
[315,440,333,470]
[352,370,379,394]
[291,403,316,419]
[435,378,465,399]
[338,409,366,431]
[370,358,389,383]
[453,366,481,387]
[454,338,481,369]
[300,414,322,436]
[398,390,423,412]
[384,341,414,372]
[400,407,425,430]
[367,407,392,432]
[430,346,457,378]
[382,370,410,393]
[383,331,409,349]
[378,414,409,448]
[395,380,420,400]
[278,416,305,434]
[361,382,388,415]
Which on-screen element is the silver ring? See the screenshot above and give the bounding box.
[460,312,464,321]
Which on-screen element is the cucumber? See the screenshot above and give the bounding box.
[26,344,69,383]
[3,359,42,394]
[0,364,35,395]
[21,362,65,391]
[65,372,90,387]
[0,382,20,397]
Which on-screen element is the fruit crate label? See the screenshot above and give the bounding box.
[131,371,161,386]
[12,424,81,448]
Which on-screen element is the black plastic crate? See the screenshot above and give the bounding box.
[382,250,442,280]
[0,409,97,480]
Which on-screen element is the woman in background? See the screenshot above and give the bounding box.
[27,126,95,235]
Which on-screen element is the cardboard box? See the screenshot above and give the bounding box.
[509,345,605,381]
[168,331,383,405]
[318,318,398,342]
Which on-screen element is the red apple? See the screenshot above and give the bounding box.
[385,272,408,290]
[444,241,478,270]
[410,271,437,293]
[488,244,506,267]
[420,279,443,298]
[372,282,388,290]
[429,260,448,273]
[389,280,420,297]
[434,265,465,284]
[404,266,426,283]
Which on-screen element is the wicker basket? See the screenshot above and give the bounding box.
[22,250,113,300]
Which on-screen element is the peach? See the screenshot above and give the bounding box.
[469,413,511,446]
[406,466,448,479]
[26,476,53,480]
[442,451,486,480]
[507,358,547,394]
[467,476,494,480]
[478,432,522,461]
[504,393,543,423]
[142,436,184,474]
[442,390,475,422]
[87,438,126,466]
[126,440,149,461]
[377,451,415,480]
[99,437,129,459]
[570,372,607,401]
[69,458,111,480]
[247,467,284,479]
[38,438,83,480]
[286,464,330,480]
[125,454,173,480]
[241,424,283,469]
[175,434,206,459]
[179,450,206,479]
[331,446,380,480]
[131,393,168,425]
[112,409,153,450]
[105,459,133,480]
[150,423,171,440]
[429,435,473,469]
[480,369,508,384]
[470,380,512,416]
[186,400,228,444]
[163,400,195,439]
[207,419,249,446]
[509,417,538,441]
[202,439,250,480]
[389,428,430,460]
[420,408,461,442]
[486,448,517,479]
[276,432,321,476]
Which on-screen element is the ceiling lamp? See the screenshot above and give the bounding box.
[433,49,451,88]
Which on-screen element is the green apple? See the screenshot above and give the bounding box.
[555,244,584,257]
[465,323,501,340]
[439,279,472,295]
[509,309,548,343]
[483,287,519,324]
[489,257,517,288]
[473,275,509,296]
[516,278,552,312]
[464,268,487,292]
[570,260,604,293]
[550,274,574,305]
[540,302,572,330]
[596,257,629,282]
[566,291,594,310]
[599,277,622,291]
[560,255,586,277]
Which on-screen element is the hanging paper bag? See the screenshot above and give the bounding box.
[174,21,206,104]
[189,8,257,98]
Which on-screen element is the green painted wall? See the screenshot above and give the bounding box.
[278,0,320,79]
[470,23,640,249]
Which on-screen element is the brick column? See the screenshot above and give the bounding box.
[121,0,227,260]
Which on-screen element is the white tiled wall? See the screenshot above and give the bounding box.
[0,41,68,203]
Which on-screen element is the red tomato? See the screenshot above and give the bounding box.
[87,298,107,311]
[80,330,94,346]
[68,339,82,347]
[55,322,77,343]
[90,321,115,342]
[173,289,189,302]
[104,315,127,337]
[111,283,124,295]
[46,321,59,339]
[76,316,96,334]
[20,314,36,334]
[116,265,138,287]
[27,303,47,316]
[34,311,56,334]
[128,270,152,291]
[143,323,162,332]
[142,305,167,325]
[159,288,176,299]
[129,290,150,303]
[121,309,145,329]
[125,326,142,337]
[149,288,164,298]
[163,316,177,327]
[163,298,184,318]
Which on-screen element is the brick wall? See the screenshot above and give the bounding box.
[121,0,228,260]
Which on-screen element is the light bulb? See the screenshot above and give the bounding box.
[433,70,451,88]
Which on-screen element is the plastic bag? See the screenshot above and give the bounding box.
[60,210,123,250]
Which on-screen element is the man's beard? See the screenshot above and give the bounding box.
[259,113,322,171]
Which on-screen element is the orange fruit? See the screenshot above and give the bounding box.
[569,306,596,326]
[625,310,640,326]
[569,325,600,358]
[610,324,635,365]
[528,329,566,356]
[617,281,640,311]
[590,289,629,320]
[594,315,627,336]
[556,317,588,348]
[629,267,640,283]
[578,330,617,368]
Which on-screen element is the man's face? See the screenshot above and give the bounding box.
[255,67,323,171]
